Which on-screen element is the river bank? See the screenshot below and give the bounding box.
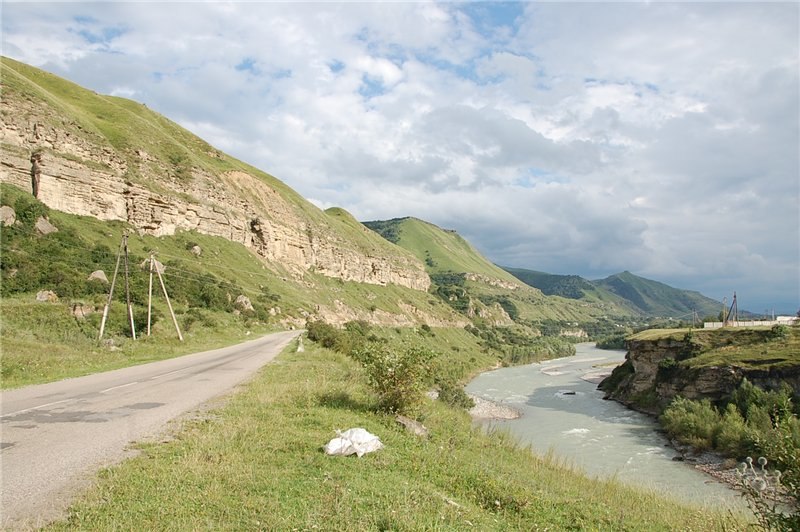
[466,343,748,510]
[468,395,521,420]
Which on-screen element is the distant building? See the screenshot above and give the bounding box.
[703,316,799,329]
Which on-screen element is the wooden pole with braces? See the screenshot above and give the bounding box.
[154,258,183,341]
[122,233,136,340]
[98,238,124,341]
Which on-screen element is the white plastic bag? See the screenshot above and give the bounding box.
[324,428,383,457]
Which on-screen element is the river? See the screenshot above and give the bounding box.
[466,342,746,510]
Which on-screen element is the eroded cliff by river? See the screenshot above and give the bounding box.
[599,327,800,415]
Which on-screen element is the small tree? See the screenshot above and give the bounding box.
[350,342,436,414]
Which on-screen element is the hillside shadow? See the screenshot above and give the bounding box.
[316,391,374,413]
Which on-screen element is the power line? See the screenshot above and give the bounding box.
[1,224,284,301]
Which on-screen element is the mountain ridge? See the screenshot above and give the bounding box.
[503,266,725,318]
[2,57,726,330]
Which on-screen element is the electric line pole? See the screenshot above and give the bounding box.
[122,233,136,340]
[153,256,183,341]
[98,238,124,341]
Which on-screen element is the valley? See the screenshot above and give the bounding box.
[1,57,795,530]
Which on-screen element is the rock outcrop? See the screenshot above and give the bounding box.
[464,273,521,291]
[0,205,16,225]
[35,290,58,302]
[600,331,800,416]
[88,270,109,283]
[34,216,58,235]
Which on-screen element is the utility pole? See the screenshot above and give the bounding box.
[147,253,154,336]
[723,292,738,327]
[153,257,183,342]
[122,233,136,340]
[99,237,182,342]
[98,239,124,341]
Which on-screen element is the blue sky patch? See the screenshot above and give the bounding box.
[235,57,258,73]
[73,15,97,25]
[72,25,126,46]
[328,60,345,73]
[458,2,524,39]
[271,68,292,80]
[359,74,384,100]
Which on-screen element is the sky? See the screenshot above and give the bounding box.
[2,1,798,314]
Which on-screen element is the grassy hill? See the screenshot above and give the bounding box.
[0,57,425,287]
[594,271,723,318]
[0,184,471,388]
[364,217,642,354]
[504,266,724,319]
[365,217,520,282]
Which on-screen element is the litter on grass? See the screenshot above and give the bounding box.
[324,428,383,457]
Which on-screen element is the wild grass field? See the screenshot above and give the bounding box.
[49,338,740,531]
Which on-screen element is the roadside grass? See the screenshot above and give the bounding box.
[0,284,474,390]
[51,340,741,531]
[0,295,274,389]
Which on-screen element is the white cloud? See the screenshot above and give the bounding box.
[2,1,797,313]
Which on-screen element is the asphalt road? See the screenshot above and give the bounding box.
[0,330,302,529]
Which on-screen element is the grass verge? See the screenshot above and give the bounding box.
[0,294,275,389]
[49,339,741,530]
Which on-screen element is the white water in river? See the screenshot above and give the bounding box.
[466,343,746,510]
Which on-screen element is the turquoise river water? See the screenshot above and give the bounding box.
[466,342,747,510]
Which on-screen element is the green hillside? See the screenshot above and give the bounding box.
[364,217,519,282]
[595,271,723,318]
[0,184,470,388]
[0,56,419,273]
[501,268,590,299]
[364,217,642,351]
[504,266,723,319]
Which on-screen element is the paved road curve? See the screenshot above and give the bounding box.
[0,330,302,529]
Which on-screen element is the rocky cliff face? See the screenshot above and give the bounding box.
[464,273,521,291]
[600,334,800,416]
[0,73,429,292]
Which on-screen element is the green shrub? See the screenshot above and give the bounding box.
[767,324,789,341]
[714,403,752,456]
[13,194,49,226]
[660,380,799,499]
[752,400,800,483]
[661,397,720,450]
[305,320,339,349]
[350,342,437,414]
[747,404,776,434]
[500,336,575,366]
[90,243,113,264]
[437,377,475,410]
[182,307,216,332]
[595,333,627,350]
